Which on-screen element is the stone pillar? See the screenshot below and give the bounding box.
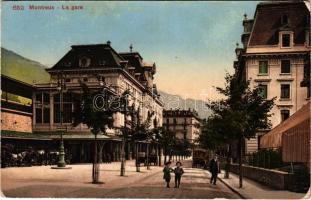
[114,142,118,162]
[110,141,114,162]
[116,142,120,161]
[32,92,36,128]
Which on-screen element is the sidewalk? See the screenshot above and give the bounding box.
[205,170,309,199]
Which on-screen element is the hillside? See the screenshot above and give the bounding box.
[158,91,211,119]
[1,47,50,84]
[1,47,211,118]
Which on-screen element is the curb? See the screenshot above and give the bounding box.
[204,170,246,199]
[217,176,247,199]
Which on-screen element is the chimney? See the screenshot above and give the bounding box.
[107,40,111,46]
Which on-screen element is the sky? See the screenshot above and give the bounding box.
[1,1,259,101]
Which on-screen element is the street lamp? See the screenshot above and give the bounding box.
[56,72,67,168]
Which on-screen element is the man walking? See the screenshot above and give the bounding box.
[209,155,220,185]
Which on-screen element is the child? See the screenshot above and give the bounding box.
[174,161,184,188]
[163,161,173,188]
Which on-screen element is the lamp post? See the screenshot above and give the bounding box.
[57,72,66,168]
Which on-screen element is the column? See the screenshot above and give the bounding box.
[50,92,54,130]
[32,92,36,127]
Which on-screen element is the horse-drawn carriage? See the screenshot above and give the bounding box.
[192,148,209,168]
[1,144,61,168]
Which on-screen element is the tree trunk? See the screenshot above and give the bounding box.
[158,146,162,166]
[92,134,100,183]
[164,147,167,164]
[120,139,126,176]
[136,142,140,172]
[239,137,243,188]
[146,143,150,170]
[224,144,230,179]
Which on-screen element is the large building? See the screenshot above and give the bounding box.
[1,42,163,163]
[163,109,201,144]
[234,2,310,154]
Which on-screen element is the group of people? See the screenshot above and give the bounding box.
[163,161,184,188]
[162,155,220,188]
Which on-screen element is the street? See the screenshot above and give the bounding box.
[1,160,239,198]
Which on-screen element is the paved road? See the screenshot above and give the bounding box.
[2,160,239,198]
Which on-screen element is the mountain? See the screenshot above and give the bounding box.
[1,47,50,84]
[158,91,211,119]
[1,47,211,119]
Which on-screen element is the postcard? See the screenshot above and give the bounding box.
[1,1,310,199]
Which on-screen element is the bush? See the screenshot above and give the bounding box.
[246,148,282,169]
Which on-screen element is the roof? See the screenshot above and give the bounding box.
[49,44,124,70]
[249,2,309,46]
[1,74,34,98]
[163,109,200,120]
[260,102,310,149]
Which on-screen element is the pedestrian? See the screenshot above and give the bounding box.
[174,161,184,188]
[209,155,220,185]
[163,161,173,188]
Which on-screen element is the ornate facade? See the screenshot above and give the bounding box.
[33,43,163,135]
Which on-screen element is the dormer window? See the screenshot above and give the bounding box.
[281,15,289,25]
[282,34,290,47]
[79,57,90,67]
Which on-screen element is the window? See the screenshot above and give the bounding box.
[281,15,288,25]
[281,110,290,122]
[166,118,169,124]
[36,108,42,123]
[173,118,177,124]
[259,61,268,74]
[281,60,291,74]
[281,84,290,99]
[43,107,50,123]
[79,57,90,67]
[282,34,290,47]
[54,93,73,123]
[258,84,268,99]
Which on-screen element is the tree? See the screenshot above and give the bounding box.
[200,72,275,187]
[72,82,115,183]
[155,127,175,164]
[119,89,132,176]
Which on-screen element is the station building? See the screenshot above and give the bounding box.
[1,42,163,163]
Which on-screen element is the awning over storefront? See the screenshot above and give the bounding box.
[260,102,310,149]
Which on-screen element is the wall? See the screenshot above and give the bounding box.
[246,57,308,129]
[1,111,32,133]
[229,163,294,190]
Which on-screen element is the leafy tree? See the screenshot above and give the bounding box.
[199,72,275,187]
[72,82,115,183]
[155,127,175,164]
